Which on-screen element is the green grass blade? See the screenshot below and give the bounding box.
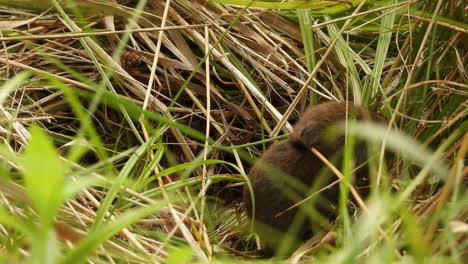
[326,20,363,103]
[363,0,396,105]
[90,133,159,232]
[56,201,168,264]
[297,9,318,103]
[20,125,67,264]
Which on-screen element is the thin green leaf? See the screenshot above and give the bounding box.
[0,71,31,105]
[21,125,66,226]
[209,0,359,10]
[363,0,396,104]
[56,201,168,264]
[90,133,159,231]
[21,125,66,264]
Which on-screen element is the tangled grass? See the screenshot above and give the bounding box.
[0,0,466,263]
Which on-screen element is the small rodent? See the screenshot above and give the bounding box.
[243,101,387,254]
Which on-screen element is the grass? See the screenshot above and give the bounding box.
[0,0,466,263]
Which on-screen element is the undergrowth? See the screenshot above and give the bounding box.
[0,0,466,263]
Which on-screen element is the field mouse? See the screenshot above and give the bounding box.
[243,101,387,254]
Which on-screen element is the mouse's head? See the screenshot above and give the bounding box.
[289,101,387,153]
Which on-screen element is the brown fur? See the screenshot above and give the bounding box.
[243,101,387,253]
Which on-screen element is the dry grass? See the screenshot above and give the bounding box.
[0,0,466,263]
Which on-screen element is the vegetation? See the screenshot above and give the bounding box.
[0,0,466,263]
